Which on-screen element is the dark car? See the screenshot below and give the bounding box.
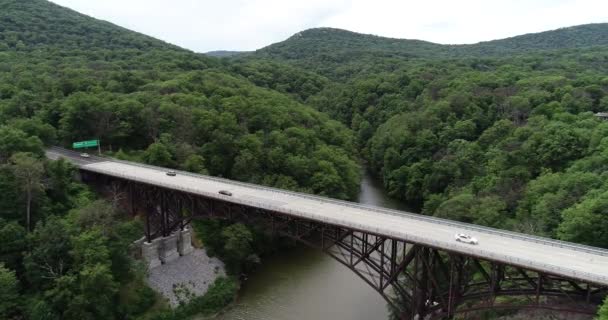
[166,171,177,176]
[218,190,232,196]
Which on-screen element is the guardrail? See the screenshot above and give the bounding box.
[74,162,608,286]
[47,147,608,285]
[82,150,608,255]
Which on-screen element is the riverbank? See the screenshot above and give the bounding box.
[159,169,408,320]
[213,169,399,320]
[146,248,226,307]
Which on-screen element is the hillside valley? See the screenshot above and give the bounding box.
[0,0,607,319]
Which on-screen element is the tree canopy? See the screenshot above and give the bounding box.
[2,0,608,319]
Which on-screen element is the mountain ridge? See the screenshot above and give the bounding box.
[249,23,608,62]
[0,0,183,52]
[205,50,249,57]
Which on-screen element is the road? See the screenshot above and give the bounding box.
[46,147,608,286]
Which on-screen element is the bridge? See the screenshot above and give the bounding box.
[47,147,608,319]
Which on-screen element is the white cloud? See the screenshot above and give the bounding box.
[49,0,608,52]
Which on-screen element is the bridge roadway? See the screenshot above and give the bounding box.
[47,147,608,286]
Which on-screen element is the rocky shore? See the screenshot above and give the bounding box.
[146,248,226,307]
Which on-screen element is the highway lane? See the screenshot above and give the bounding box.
[46,148,608,286]
[46,148,104,166]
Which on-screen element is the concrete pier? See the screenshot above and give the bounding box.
[131,236,145,259]
[178,228,194,256]
[137,229,194,269]
[159,233,179,264]
[142,238,162,269]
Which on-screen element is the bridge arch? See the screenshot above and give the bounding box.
[84,171,607,319]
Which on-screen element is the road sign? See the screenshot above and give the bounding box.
[72,139,99,149]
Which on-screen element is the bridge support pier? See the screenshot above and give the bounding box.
[99,172,607,316]
[142,239,162,269]
[178,228,194,256]
[159,233,180,263]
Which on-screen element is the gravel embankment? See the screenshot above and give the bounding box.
[146,249,226,307]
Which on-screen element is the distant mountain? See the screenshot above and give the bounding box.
[254,27,441,61]
[205,50,248,57]
[0,0,182,51]
[462,23,608,55]
[251,24,608,75]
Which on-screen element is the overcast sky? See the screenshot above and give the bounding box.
[49,0,608,53]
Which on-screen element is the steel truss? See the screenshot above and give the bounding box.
[83,172,607,319]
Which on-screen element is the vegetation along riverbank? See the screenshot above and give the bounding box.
[1,0,608,319]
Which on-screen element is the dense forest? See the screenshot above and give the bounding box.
[1,0,608,318]
[249,23,608,319]
[0,0,359,318]
[246,26,608,249]
[251,24,608,79]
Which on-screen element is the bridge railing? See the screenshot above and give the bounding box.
[49,148,608,282]
[80,164,608,286]
[77,162,608,286]
[92,154,608,257]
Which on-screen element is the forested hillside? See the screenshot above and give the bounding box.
[466,23,608,55]
[0,0,359,319]
[2,0,608,318]
[252,24,608,79]
[248,24,608,319]
[0,0,179,51]
[0,0,360,199]
[234,23,608,249]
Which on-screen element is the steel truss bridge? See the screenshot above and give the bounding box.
[47,147,608,319]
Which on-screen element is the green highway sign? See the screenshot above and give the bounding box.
[72,139,99,149]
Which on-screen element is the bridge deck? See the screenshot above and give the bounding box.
[46,148,608,286]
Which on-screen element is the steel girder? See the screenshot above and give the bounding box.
[85,173,607,319]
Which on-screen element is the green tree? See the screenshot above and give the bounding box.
[0,126,43,162]
[9,118,57,145]
[40,229,119,319]
[502,96,531,125]
[74,200,118,237]
[221,223,253,264]
[182,154,208,174]
[73,263,118,319]
[24,216,72,289]
[522,122,586,170]
[558,191,608,247]
[27,298,57,320]
[599,297,608,320]
[10,152,44,232]
[59,93,121,144]
[0,219,27,271]
[45,158,79,214]
[0,167,20,222]
[310,160,344,198]
[470,196,508,228]
[143,142,174,167]
[434,193,477,223]
[0,264,19,319]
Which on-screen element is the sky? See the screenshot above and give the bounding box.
[49,0,608,53]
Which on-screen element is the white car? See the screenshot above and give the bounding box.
[80,153,90,158]
[455,233,478,245]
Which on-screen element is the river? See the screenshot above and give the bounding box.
[214,170,411,320]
